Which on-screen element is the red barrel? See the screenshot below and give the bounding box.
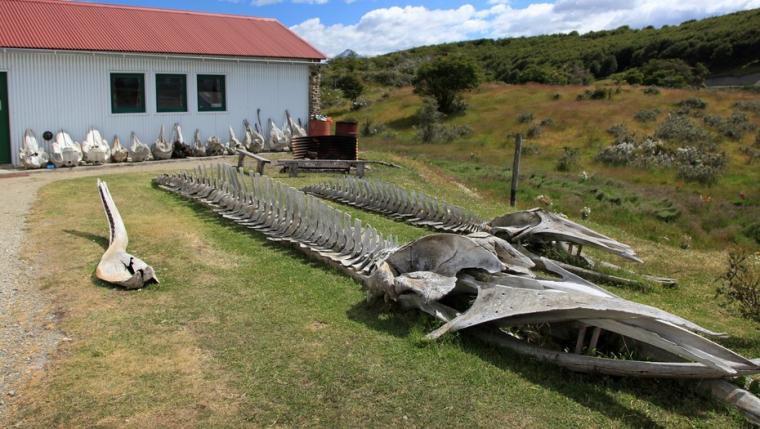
[309,118,333,136]
[335,120,358,137]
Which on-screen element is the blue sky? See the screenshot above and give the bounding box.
[85,0,760,56]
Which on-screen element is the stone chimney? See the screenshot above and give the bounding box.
[308,64,322,117]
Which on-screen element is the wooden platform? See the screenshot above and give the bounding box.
[275,159,370,178]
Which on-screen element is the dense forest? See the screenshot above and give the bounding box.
[324,8,760,89]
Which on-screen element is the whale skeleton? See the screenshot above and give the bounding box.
[243,119,265,153]
[304,177,641,263]
[156,165,757,374]
[205,135,225,156]
[81,128,111,165]
[266,118,289,152]
[111,135,128,163]
[19,129,49,169]
[129,132,152,162]
[152,125,173,160]
[95,179,158,289]
[50,130,82,167]
[227,126,245,155]
[286,110,306,138]
[155,164,760,422]
[171,123,193,159]
[192,129,207,157]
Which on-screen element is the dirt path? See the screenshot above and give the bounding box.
[0,158,232,419]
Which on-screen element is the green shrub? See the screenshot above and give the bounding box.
[734,100,760,113]
[526,125,543,139]
[334,74,364,101]
[634,109,660,122]
[517,112,534,123]
[413,56,480,114]
[416,98,473,143]
[556,147,579,171]
[676,97,707,110]
[642,86,661,95]
[716,251,760,322]
[655,115,713,147]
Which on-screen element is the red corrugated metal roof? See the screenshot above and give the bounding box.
[0,0,325,60]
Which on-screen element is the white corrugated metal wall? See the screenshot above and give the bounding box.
[0,49,311,165]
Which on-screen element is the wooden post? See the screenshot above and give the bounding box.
[237,152,245,171]
[510,134,522,208]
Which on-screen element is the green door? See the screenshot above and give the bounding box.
[0,72,10,164]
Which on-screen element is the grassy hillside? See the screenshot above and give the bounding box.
[329,83,760,251]
[326,8,760,87]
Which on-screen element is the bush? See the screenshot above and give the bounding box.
[416,98,472,143]
[674,146,726,184]
[526,125,543,139]
[517,112,534,123]
[676,97,707,110]
[540,118,555,127]
[361,120,386,137]
[556,147,579,171]
[607,124,635,143]
[334,74,364,101]
[642,86,661,95]
[417,98,444,143]
[320,86,345,109]
[655,115,713,147]
[634,109,660,122]
[721,112,756,140]
[413,56,480,114]
[734,100,760,113]
[640,59,708,88]
[716,251,760,322]
[704,112,757,140]
[351,97,369,111]
[577,88,611,101]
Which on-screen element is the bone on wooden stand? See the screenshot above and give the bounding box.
[236,149,271,175]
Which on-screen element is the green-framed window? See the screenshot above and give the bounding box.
[110,73,145,114]
[197,74,226,112]
[156,74,187,113]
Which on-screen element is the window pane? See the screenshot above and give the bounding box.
[156,74,187,112]
[197,75,226,111]
[111,73,145,113]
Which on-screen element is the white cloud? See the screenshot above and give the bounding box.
[291,0,760,57]
[251,0,281,6]
[252,0,327,6]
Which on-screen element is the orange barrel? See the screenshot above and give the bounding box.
[335,120,358,137]
[309,117,333,136]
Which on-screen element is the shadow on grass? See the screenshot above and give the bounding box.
[64,229,109,250]
[387,114,418,129]
[347,299,729,428]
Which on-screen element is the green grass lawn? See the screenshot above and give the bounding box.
[10,154,760,428]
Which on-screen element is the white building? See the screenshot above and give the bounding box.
[0,0,325,166]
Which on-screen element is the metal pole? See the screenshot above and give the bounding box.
[510,134,523,208]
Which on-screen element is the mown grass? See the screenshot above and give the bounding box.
[337,83,760,250]
[8,156,760,428]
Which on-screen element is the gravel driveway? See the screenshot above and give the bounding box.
[0,158,233,419]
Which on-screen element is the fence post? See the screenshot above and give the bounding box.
[510,134,523,208]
